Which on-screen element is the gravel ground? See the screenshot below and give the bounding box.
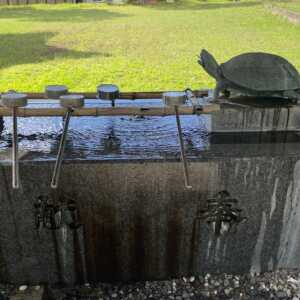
[6,269,300,299]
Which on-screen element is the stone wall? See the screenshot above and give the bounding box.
[0,154,299,284]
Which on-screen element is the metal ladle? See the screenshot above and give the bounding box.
[45,85,68,99]
[51,95,84,189]
[1,92,28,189]
[162,91,192,189]
[97,84,119,107]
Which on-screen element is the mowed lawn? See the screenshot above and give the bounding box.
[0,0,300,92]
[275,0,300,13]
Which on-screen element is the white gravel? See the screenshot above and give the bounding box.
[4,269,300,299]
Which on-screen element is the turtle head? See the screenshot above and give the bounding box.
[198,49,220,80]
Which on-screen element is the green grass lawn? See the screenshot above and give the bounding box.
[0,0,300,92]
[274,0,300,13]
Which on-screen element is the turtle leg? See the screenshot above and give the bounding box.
[294,90,300,104]
[223,89,231,98]
[283,90,300,104]
[213,81,225,101]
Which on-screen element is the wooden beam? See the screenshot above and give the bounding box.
[0,104,219,117]
[24,89,209,100]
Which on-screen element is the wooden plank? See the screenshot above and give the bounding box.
[23,89,209,100]
[0,104,219,117]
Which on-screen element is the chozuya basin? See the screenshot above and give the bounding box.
[0,90,299,285]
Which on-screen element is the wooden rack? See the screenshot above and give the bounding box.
[25,90,209,100]
[0,90,219,117]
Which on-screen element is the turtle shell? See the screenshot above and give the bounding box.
[220,53,300,91]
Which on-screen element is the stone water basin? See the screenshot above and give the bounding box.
[0,97,300,285]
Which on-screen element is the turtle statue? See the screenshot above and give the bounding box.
[198,49,300,102]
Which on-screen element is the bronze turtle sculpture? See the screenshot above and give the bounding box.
[198,49,300,102]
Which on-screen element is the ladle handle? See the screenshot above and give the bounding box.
[51,109,72,189]
[174,105,192,189]
[12,107,19,189]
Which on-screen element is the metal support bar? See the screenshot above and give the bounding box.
[12,107,19,189]
[51,109,72,189]
[174,105,192,190]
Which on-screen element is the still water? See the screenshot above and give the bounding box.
[0,99,210,161]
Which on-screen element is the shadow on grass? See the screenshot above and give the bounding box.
[144,0,262,10]
[0,32,102,69]
[0,6,129,22]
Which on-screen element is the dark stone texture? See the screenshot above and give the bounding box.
[212,101,300,132]
[0,99,300,284]
[0,153,299,284]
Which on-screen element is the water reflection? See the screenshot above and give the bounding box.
[0,99,211,161]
